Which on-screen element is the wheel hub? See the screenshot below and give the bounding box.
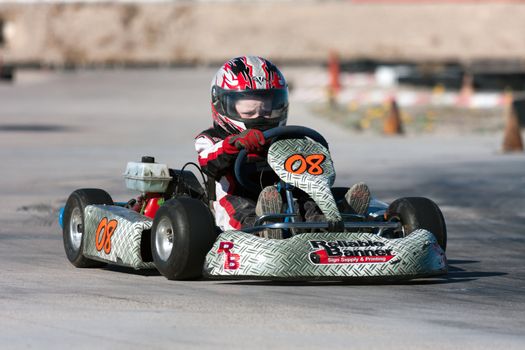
[156,217,174,261]
[69,207,83,251]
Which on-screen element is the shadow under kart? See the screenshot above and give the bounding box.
[59,126,447,281]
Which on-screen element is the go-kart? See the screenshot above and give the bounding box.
[59,126,447,281]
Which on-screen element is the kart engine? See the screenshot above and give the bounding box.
[123,156,171,194]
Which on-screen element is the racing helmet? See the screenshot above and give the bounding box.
[211,56,289,135]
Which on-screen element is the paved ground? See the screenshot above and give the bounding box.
[1,69,524,349]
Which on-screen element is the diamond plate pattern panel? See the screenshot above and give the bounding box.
[204,230,447,280]
[83,205,155,269]
[268,139,341,221]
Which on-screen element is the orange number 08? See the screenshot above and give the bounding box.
[95,217,118,254]
[284,154,325,175]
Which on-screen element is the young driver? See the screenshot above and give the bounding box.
[195,56,370,233]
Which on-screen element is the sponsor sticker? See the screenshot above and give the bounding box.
[253,76,267,85]
[308,240,395,265]
[217,241,240,270]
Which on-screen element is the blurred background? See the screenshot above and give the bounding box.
[1,0,525,145]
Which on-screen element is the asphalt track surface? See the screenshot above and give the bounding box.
[1,69,524,349]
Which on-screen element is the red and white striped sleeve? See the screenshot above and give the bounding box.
[195,134,238,178]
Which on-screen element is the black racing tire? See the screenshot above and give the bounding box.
[386,197,447,251]
[62,189,113,267]
[151,197,217,280]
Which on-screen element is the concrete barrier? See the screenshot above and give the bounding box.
[1,2,525,65]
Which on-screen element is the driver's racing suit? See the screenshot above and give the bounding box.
[195,127,276,231]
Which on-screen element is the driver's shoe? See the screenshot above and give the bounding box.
[255,186,283,239]
[343,182,371,217]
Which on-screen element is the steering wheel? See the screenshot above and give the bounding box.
[234,125,329,192]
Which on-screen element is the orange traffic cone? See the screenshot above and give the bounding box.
[327,51,341,105]
[458,73,474,107]
[502,94,524,152]
[383,97,403,135]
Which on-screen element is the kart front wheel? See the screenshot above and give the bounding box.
[63,189,113,267]
[151,197,217,280]
[386,197,447,251]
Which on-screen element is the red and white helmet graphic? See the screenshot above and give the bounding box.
[211,56,289,135]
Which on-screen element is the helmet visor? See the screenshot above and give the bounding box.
[217,88,289,122]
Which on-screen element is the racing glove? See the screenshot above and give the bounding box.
[224,129,266,153]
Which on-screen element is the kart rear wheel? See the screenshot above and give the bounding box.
[386,197,447,251]
[151,197,217,280]
[63,189,113,267]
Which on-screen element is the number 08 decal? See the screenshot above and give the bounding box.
[284,154,326,175]
[95,217,118,254]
